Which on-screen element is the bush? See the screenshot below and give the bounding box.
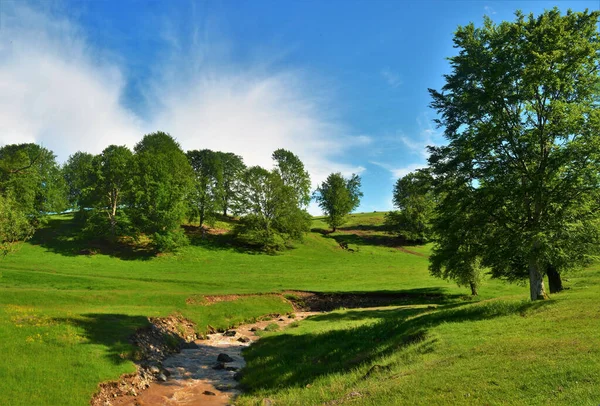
[151,229,189,253]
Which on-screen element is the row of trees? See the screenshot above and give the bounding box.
[386,9,600,301]
[0,131,364,253]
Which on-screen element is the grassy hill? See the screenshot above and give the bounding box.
[0,212,597,405]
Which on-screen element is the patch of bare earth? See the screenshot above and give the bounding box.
[95,312,315,406]
[92,291,426,405]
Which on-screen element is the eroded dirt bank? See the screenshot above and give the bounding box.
[97,313,315,406]
[92,291,426,406]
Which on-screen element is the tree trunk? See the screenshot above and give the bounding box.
[469,282,478,296]
[529,260,548,300]
[547,265,563,293]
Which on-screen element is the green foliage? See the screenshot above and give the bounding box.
[429,179,484,296]
[0,143,67,222]
[187,149,223,227]
[428,9,600,300]
[129,132,194,251]
[272,148,311,208]
[236,166,310,251]
[215,152,246,217]
[385,169,435,243]
[62,151,95,210]
[313,172,363,231]
[92,145,134,240]
[0,195,34,256]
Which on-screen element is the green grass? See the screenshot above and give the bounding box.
[238,267,600,405]
[0,212,592,405]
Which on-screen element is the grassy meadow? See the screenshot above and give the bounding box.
[0,212,597,405]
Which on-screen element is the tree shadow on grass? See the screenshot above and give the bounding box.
[30,217,156,261]
[183,225,299,256]
[240,299,555,393]
[54,313,150,365]
[285,287,465,311]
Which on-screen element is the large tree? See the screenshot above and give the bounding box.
[313,173,362,232]
[129,132,194,251]
[428,9,600,300]
[187,149,223,227]
[216,152,246,217]
[385,169,436,243]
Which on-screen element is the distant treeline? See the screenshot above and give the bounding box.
[0,132,363,253]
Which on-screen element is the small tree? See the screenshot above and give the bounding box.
[236,166,310,251]
[313,172,362,232]
[385,169,435,243]
[428,176,484,296]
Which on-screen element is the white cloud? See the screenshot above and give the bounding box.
[399,113,442,159]
[484,6,497,15]
[380,67,402,88]
[0,4,144,160]
[0,3,367,192]
[370,161,425,180]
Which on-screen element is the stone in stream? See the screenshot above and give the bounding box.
[217,353,234,362]
[223,330,237,337]
[149,365,160,375]
[157,373,168,382]
[249,327,258,332]
[237,336,251,343]
[212,362,226,370]
[203,390,216,396]
[225,366,238,372]
[181,341,199,349]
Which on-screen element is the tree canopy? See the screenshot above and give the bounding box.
[130,132,194,251]
[428,8,600,300]
[385,169,435,243]
[314,173,362,232]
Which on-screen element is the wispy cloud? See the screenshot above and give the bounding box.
[0,4,144,157]
[484,5,497,15]
[0,3,368,193]
[399,113,442,159]
[370,161,425,180]
[380,67,402,88]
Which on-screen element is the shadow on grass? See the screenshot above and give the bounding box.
[337,224,389,232]
[29,217,156,261]
[183,224,304,256]
[285,287,464,311]
[54,313,150,365]
[325,232,425,252]
[240,299,555,393]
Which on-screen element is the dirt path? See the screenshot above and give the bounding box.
[113,312,317,406]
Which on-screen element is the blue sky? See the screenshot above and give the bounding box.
[1,0,597,214]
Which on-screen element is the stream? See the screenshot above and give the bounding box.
[113,312,317,406]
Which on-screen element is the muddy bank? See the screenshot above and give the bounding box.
[99,313,315,406]
[92,290,438,405]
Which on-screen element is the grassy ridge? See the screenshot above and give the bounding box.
[0,212,569,405]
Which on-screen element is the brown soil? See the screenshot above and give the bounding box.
[96,313,316,406]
